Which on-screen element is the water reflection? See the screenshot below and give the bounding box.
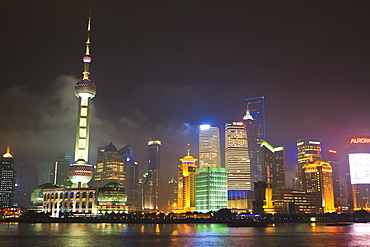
[0,222,370,246]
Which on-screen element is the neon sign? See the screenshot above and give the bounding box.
[329,149,337,153]
[350,138,370,144]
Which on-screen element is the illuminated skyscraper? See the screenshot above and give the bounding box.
[119,145,140,211]
[0,147,16,208]
[94,143,125,188]
[68,12,96,188]
[324,149,341,207]
[55,154,72,187]
[143,140,161,211]
[244,97,266,182]
[225,122,251,190]
[166,177,177,213]
[302,161,335,213]
[199,125,221,168]
[347,136,370,210]
[260,141,285,189]
[195,167,227,213]
[177,147,197,212]
[296,138,322,191]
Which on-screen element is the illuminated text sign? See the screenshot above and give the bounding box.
[350,138,370,144]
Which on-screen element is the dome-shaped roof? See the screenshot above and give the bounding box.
[30,183,61,206]
[105,142,117,152]
[102,182,124,189]
[97,182,127,206]
[75,79,96,98]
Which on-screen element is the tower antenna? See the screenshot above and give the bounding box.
[83,9,92,80]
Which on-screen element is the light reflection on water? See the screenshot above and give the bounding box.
[0,223,370,247]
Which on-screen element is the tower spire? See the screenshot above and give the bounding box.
[83,10,92,80]
[243,104,253,120]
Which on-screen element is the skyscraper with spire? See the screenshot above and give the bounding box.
[0,146,16,208]
[68,11,96,188]
[244,96,266,182]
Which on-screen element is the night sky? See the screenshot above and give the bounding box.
[1,1,369,186]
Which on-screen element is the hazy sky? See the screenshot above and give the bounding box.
[1,1,369,186]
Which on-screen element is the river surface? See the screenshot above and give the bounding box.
[0,222,369,246]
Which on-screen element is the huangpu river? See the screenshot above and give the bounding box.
[1,222,370,247]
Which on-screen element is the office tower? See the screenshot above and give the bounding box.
[347,136,370,210]
[296,138,322,191]
[0,147,16,208]
[124,156,140,211]
[195,167,227,213]
[68,12,95,188]
[39,162,55,185]
[177,147,197,212]
[260,141,285,189]
[94,143,125,188]
[244,97,266,182]
[324,149,341,206]
[118,145,140,210]
[18,163,38,207]
[143,140,161,211]
[302,161,335,213]
[55,154,72,187]
[199,125,221,168]
[225,122,251,190]
[166,177,177,213]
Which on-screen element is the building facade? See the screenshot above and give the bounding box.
[195,167,227,213]
[225,122,251,190]
[323,149,341,207]
[166,177,178,213]
[143,140,161,211]
[296,138,322,191]
[260,141,285,189]
[244,96,266,182]
[347,136,370,210]
[0,147,16,208]
[176,148,197,212]
[42,182,127,218]
[302,161,335,213]
[199,125,221,168]
[94,143,125,188]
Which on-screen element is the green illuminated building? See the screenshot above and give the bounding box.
[195,167,228,213]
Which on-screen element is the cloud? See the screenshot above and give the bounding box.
[0,75,196,185]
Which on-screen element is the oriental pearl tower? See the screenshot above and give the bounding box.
[68,11,96,188]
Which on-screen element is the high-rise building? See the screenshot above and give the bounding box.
[176,147,197,212]
[324,149,341,207]
[296,138,322,191]
[94,143,125,188]
[244,97,266,182]
[195,167,228,213]
[39,162,55,185]
[225,122,251,190]
[55,154,72,187]
[347,136,370,210]
[166,177,177,213]
[260,141,285,189]
[199,125,221,168]
[143,140,161,211]
[68,11,95,188]
[0,147,16,208]
[124,156,140,211]
[302,161,335,213]
[118,144,140,211]
[18,162,38,207]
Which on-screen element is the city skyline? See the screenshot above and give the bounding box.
[0,1,369,187]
